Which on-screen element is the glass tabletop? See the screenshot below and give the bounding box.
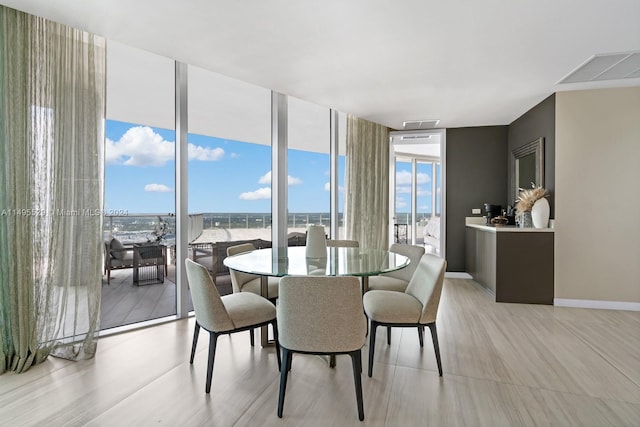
[223,246,410,277]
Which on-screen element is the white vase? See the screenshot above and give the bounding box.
[306,225,327,258]
[531,197,550,228]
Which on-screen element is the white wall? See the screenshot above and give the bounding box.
[555,87,640,303]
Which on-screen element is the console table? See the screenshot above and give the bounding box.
[465,221,554,304]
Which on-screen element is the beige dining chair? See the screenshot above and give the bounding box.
[277,275,367,421]
[363,254,446,378]
[227,243,280,299]
[368,243,425,293]
[326,239,359,247]
[185,259,281,393]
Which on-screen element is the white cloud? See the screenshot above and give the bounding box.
[230,152,239,158]
[417,187,432,197]
[288,175,303,185]
[258,171,271,184]
[105,126,224,166]
[239,187,271,200]
[324,182,345,192]
[144,183,172,193]
[258,171,302,186]
[396,170,431,185]
[396,185,411,194]
[188,144,224,161]
[396,199,407,208]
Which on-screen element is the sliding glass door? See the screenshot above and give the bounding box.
[389,130,444,255]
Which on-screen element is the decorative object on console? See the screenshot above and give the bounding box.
[490,216,509,226]
[531,197,550,228]
[515,185,548,228]
[306,224,327,258]
[483,204,502,225]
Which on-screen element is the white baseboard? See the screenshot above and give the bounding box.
[445,272,473,279]
[554,298,640,311]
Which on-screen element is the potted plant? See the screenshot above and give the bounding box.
[515,185,549,228]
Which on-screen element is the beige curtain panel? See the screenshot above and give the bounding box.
[344,115,390,250]
[0,6,106,374]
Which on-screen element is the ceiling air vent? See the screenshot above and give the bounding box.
[402,119,440,130]
[400,135,432,140]
[558,51,640,84]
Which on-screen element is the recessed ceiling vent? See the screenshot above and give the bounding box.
[558,51,640,84]
[402,119,440,130]
[400,135,432,140]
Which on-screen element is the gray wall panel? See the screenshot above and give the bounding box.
[445,126,508,271]
[507,94,556,215]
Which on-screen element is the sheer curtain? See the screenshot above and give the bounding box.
[344,115,390,250]
[0,6,105,374]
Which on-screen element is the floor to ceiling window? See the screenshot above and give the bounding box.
[101,41,176,329]
[103,43,349,329]
[337,112,347,239]
[187,64,271,293]
[287,96,330,241]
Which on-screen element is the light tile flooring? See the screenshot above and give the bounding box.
[2,279,639,426]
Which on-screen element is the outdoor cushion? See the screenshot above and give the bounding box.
[110,238,126,260]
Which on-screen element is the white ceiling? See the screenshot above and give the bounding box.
[3,0,640,130]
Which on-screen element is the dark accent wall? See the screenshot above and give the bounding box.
[445,126,508,272]
[508,94,556,216]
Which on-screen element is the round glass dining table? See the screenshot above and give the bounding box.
[223,246,410,347]
[223,245,410,293]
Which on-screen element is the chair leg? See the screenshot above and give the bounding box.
[190,322,201,364]
[205,332,219,393]
[107,269,111,285]
[368,321,378,377]
[427,323,443,376]
[272,320,282,371]
[350,350,365,421]
[418,326,424,348]
[387,326,391,345]
[277,348,292,418]
[250,328,255,347]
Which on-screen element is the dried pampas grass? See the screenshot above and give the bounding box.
[515,186,547,216]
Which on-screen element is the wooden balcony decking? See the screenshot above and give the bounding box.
[100,260,232,330]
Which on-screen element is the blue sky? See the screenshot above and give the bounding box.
[105,120,344,214]
[105,120,439,215]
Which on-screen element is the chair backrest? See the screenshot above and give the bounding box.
[326,239,359,248]
[278,276,367,353]
[404,254,447,324]
[383,243,425,282]
[226,243,258,293]
[184,259,234,332]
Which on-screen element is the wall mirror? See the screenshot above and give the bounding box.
[511,137,544,200]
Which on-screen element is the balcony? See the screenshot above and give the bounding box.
[101,212,431,330]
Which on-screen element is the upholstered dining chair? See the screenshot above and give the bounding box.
[184,259,281,393]
[363,254,446,378]
[326,239,359,247]
[227,243,280,301]
[368,243,425,293]
[227,243,281,346]
[277,276,367,421]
